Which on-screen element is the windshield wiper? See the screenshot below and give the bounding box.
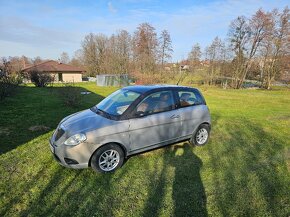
[91,107,113,119]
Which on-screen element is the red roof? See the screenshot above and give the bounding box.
[22,60,85,73]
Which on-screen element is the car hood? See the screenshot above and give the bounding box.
[61,109,114,135]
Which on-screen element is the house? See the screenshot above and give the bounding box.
[21,60,85,82]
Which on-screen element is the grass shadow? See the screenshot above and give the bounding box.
[0,85,107,155]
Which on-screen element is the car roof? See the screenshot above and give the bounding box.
[123,85,196,94]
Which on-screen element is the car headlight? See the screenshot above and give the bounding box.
[64,133,86,146]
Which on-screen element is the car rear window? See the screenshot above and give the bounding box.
[177,90,204,107]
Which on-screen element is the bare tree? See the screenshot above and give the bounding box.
[205,37,225,85]
[80,23,164,81]
[159,30,173,66]
[188,43,202,72]
[60,52,70,64]
[260,7,290,89]
[228,16,250,88]
[32,56,43,65]
[82,31,132,76]
[82,33,97,76]
[0,56,29,76]
[228,9,271,88]
[95,34,108,73]
[70,49,84,68]
[133,23,158,73]
[0,57,12,76]
[107,30,132,74]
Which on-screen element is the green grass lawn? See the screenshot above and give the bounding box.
[0,83,289,217]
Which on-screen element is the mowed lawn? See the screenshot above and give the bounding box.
[0,83,289,217]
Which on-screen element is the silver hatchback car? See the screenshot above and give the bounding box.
[50,85,211,173]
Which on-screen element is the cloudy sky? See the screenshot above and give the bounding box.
[0,0,288,61]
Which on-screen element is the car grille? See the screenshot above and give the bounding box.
[55,127,65,141]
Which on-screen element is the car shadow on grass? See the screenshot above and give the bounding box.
[0,85,106,155]
[142,142,208,217]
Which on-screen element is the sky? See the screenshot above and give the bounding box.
[0,0,288,61]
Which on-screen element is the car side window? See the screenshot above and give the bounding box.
[135,91,175,116]
[178,90,203,107]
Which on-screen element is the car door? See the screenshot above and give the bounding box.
[177,89,206,137]
[128,90,181,152]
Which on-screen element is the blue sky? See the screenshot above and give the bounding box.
[0,0,288,61]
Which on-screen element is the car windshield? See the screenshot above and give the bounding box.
[95,89,140,116]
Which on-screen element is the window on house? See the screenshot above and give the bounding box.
[58,73,63,82]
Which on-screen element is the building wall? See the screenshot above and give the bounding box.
[61,72,82,82]
[23,72,82,83]
[51,72,82,82]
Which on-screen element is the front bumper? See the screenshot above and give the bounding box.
[49,138,89,169]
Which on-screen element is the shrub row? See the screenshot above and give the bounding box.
[29,70,54,87]
[0,75,22,101]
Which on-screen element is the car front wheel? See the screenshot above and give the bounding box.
[91,144,124,173]
[191,124,210,146]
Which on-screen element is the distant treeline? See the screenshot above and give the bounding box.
[1,6,289,89]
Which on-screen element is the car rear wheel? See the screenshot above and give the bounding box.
[91,144,124,173]
[191,124,210,146]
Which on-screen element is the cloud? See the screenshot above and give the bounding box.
[0,0,288,60]
[108,2,117,13]
[0,16,83,45]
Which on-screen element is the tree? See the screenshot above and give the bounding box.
[32,56,43,65]
[260,7,290,89]
[133,23,159,73]
[82,33,98,76]
[60,52,70,64]
[82,33,109,76]
[205,37,225,85]
[228,9,271,88]
[105,30,132,74]
[95,34,108,73]
[82,31,132,75]
[0,57,12,76]
[159,30,173,66]
[70,49,84,68]
[116,30,132,73]
[112,30,131,74]
[228,16,250,88]
[188,43,202,72]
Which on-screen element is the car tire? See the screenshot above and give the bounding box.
[91,143,124,173]
[191,124,210,146]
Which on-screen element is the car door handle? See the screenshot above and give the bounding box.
[170,114,180,119]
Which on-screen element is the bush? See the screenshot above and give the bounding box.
[30,70,53,87]
[58,83,82,107]
[0,75,21,101]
